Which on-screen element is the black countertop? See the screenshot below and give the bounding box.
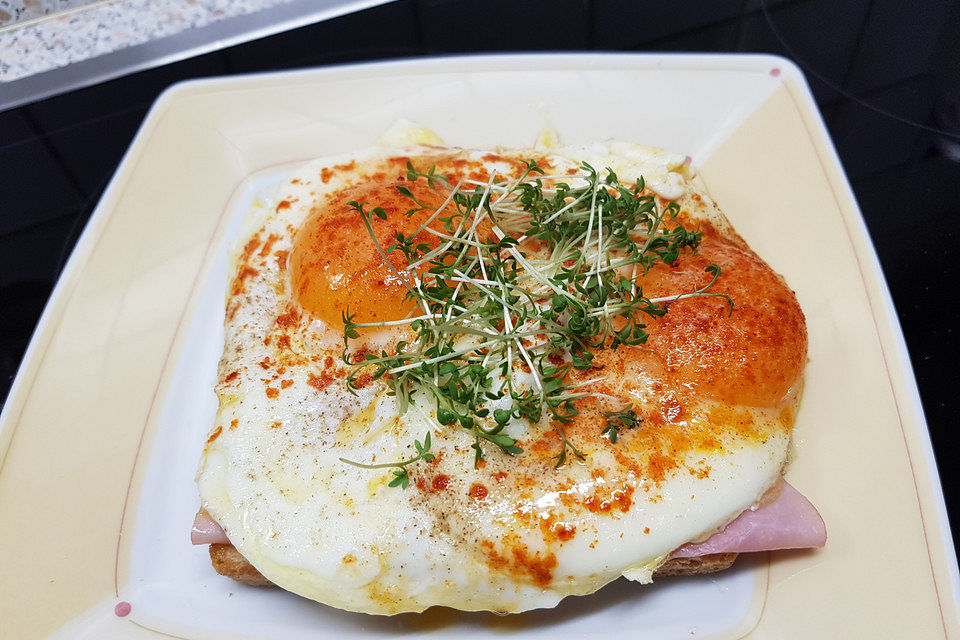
[2,0,958,554]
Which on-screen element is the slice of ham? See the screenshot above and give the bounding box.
[671,480,826,558]
[192,509,229,544]
[191,480,826,556]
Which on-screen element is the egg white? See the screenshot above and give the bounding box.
[197,134,791,614]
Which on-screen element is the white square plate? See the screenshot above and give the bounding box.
[1,53,957,639]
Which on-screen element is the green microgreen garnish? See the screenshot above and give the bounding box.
[339,432,435,489]
[601,407,642,444]
[339,159,732,486]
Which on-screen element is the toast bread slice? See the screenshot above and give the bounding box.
[208,543,738,587]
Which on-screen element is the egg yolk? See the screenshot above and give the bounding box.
[290,179,445,327]
[635,234,807,407]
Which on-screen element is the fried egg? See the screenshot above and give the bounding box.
[196,132,806,614]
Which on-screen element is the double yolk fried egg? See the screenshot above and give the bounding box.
[196,134,807,614]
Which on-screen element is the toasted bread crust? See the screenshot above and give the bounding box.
[653,552,738,576]
[208,543,737,587]
[209,543,273,586]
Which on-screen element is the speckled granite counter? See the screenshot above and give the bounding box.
[0,0,389,109]
[1,0,89,28]
[1,0,299,80]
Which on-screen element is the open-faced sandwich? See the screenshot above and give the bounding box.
[191,132,825,615]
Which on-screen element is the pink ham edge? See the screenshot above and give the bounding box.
[672,480,826,558]
[192,509,229,544]
[190,481,826,556]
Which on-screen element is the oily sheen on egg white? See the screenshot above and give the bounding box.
[196,141,805,614]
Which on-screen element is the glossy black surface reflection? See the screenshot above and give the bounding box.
[1,0,958,551]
